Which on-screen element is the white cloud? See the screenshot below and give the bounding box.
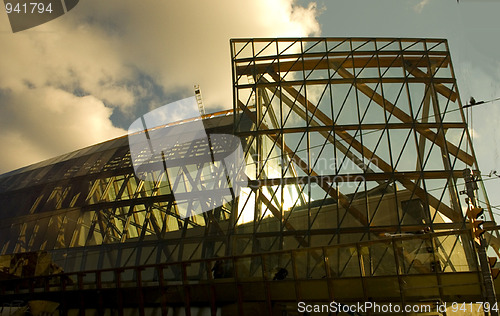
[0,0,322,173]
[0,87,124,172]
[71,0,322,111]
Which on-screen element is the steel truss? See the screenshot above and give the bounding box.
[231,37,500,308]
[0,38,498,314]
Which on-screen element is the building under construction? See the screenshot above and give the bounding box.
[0,37,499,315]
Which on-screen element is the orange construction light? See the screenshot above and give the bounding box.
[473,220,485,239]
[467,207,485,245]
[467,207,484,219]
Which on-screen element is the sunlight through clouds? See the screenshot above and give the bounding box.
[0,0,322,174]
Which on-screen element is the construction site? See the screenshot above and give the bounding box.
[0,37,499,315]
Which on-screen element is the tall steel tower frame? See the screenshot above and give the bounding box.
[231,37,500,308]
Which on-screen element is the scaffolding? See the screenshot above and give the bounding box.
[0,37,499,315]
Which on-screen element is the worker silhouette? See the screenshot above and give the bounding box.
[273,267,288,280]
[212,260,224,279]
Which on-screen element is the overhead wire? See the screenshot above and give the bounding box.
[477,199,500,219]
[463,97,500,108]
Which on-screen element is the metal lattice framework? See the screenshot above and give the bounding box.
[0,37,499,314]
[230,37,500,291]
[0,111,242,271]
[231,37,495,246]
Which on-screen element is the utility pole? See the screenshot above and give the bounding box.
[463,168,499,315]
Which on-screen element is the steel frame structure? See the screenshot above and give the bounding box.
[0,37,498,315]
[231,37,495,243]
[230,37,500,311]
[0,230,491,315]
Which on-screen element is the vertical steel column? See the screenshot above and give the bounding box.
[291,251,301,302]
[262,254,273,316]
[78,273,85,316]
[136,267,145,316]
[96,271,104,316]
[182,263,192,316]
[476,239,499,316]
[115,269,124,316]
[157,266,169,316]
[392,239,408,315]
[206,261,218,316]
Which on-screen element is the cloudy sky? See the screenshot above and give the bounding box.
[1,0,500,212]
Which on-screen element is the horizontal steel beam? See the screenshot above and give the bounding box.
[236,56,449,76]
[236,122,467,135]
